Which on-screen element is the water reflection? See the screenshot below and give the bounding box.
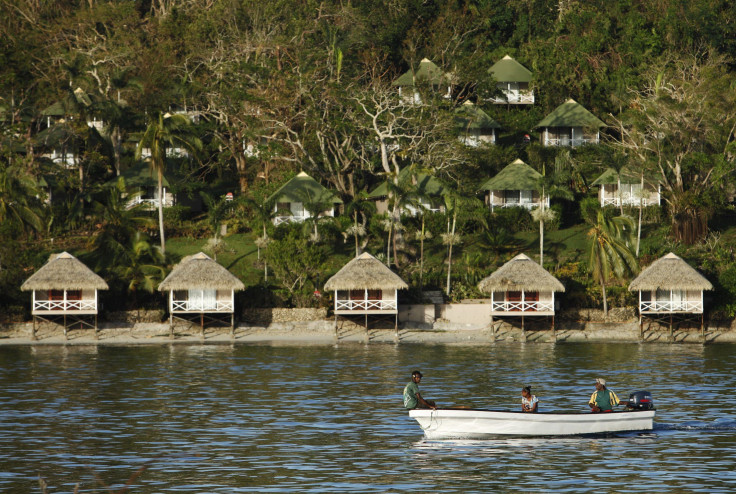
[0,343,734,492]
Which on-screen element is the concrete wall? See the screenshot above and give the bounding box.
[399,305,435,325]
[243,308,328,324]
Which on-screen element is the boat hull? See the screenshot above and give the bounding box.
[409,409,656,438]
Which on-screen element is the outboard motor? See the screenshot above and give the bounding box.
[627,391,654,410]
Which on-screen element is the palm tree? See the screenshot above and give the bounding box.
[0,163,45,235]
[441,190,480,295]
[344,191,375,257]
[241,195,277,281]
[586,210,638,315]
[201,192,234,261]
[135,112,202,254]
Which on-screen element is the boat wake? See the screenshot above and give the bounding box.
[654,419,736,431]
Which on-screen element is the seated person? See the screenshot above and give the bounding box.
[589,377,620,413]
[403,370,437,410]
[521,386,538,413]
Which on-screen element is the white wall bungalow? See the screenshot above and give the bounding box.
[591,167,661,208]
[535,99,605,147]
[478,253,565,322]
[479,159,549,212]
[267,171,343,226]
[158,252,245,337]
[488,55,534,105]
[392,58,452,104]
[21,252,109,339]
[324,252,408,322]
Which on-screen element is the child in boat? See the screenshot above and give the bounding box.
[521,386,538,412]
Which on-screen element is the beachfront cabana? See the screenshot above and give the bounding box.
[478,254,565,336]
[267,171,343,226]
[629,252,713,336]
[324,252,408,337]
[535,99,605,147]
[21,252,108,340]
[479,159,548,212]
[158,252,245,338]
[591,167,661,208]
[488,55,534,104]
[454,101,500,147]
[109,162,175,210]
[392,58,452,104]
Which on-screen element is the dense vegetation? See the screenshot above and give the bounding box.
[2,0,736,320]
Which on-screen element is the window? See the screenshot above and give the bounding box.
[367,289,382,300]
[505,190,520,204]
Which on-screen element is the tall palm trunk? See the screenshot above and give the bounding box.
[539,189,545,266]
[597,254,608,315]
[353,212,360,256]
[636,174,643,257]
[446,210,457,295]
[419,215,425,290]
[157,168,166,254]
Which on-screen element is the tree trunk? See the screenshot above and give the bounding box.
[446,211,457,295]
[636,174,643,257]
[386,223,392,267]
[419,215,425,291]
[157,168,166,254]
[353,212,360,256]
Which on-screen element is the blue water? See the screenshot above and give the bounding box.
[0,342,734,492]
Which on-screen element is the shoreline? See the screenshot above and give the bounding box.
[2,321,736,346]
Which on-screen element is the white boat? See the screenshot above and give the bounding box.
[409,408,656,438]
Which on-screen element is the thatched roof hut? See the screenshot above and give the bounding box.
[478,254,565,293]
[324,252,408,291]
[479,159,541,192]
[158,252,245,292]
[629,253,712,292]
[535,98,606,129]
[488,55,533,83]
[21,252,108,291]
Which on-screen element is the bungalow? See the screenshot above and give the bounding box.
[34,123,79,168]
[111,162,175,210]
[479,159,548,212]
[367,168,447,216]
[21,252,109,340]
[267,171,343,225]
[477,253,565,333]
[454,100,500,146]
[41,88,104,131]
[488,55,534,104]
[324,252,408,335]
[629,252,713,335]
[535,99,605,147]
[158,252,245,338]
[591,167,661,208]
[392,58,452,104]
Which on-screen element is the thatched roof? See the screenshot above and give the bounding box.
[393,58,449,87]
[488,55,533,83]
[455,101,500,132]
[267,171,342,204]
[158,252,245,291]
[478,254,565,293]
[21,252,108,291]
[479,159,541,191]
[108,161,171,188]
[629,253,712,292]
[591,167,657,186]
[367,167,449,199]
[535,99,606,128]
[324,252,408,291]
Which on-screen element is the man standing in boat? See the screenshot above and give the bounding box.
[589,377,620,413]
[403,370,437,410]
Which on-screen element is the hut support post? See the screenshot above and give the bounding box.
[32,316,37,341]
[169,291,174,339]
[230,313,235,339]
[201,313,205,340]
[490,315,495,342]
[94,314,98,340]
[63,313,67,340]
[669,314,673,342]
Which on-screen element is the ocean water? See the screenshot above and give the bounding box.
[0,342,734,492]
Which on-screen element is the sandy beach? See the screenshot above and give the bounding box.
[2,319,735,345]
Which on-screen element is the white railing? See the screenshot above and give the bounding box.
[640,301,703,313]
[490,90,535,104]
[34,300,97,312]
[493,200,548,211]
[274,215,309,226]
[335,299,398,311]
[492,301,554,312]
[126,197,174,210]
[544,136,599,147]
[171,300,234,312]
[602,196,653,207]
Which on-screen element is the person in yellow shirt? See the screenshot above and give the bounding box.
[588,377,620,413]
